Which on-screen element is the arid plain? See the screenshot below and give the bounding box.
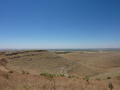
[0,50,120,90]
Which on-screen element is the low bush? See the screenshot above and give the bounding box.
[40,73,56,80]
[68,75,74,78]
[59,74,65,77]
[108,82,114,90]
[83,76,90,84]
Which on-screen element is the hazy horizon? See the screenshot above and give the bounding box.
[0,0,120,49]
[0,48,120,50]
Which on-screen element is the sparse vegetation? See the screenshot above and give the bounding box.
[68,75,75,78]
[60,74,65,77]
[22,70,25,74]
[0,50,120,90]
[108,82,114,90]
[21,70,30,74]
[40,73,71,79]
[40,73,56,80]
[40,72,56,77]
[83,76,90,84]
[40,73,78,79]
[68,76,72,78]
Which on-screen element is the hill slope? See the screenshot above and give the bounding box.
[4,50,77,75]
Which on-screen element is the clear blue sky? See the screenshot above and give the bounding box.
[0,0,120,49]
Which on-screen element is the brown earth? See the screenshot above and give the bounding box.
[5,50,76,75]
[57,51,120,78]
[0,71,120,90]
[0,50,120,90]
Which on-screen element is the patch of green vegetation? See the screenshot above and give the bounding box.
[83,76,90,84]
[108,82,114,90]
[40,72,56,77]
[40,73,79,80]
[21,70,30,74]
[68,75,75,78]
[59,74,65,77]
[40,73,56,80]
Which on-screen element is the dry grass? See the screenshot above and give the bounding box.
[1,50,120,78]
[58,51,120,69]
[0,50,120,90]
[5,51,76,75]
[0,71,120,90]
[58,51,120,78]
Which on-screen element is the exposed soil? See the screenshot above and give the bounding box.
[0,50,120,90]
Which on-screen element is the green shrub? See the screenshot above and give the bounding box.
[68,75,74,78]
[40,73,56,80]
[83,76,90,84]
[22,70,25,74]
[108,82,114,90]
[59,74,65,77]
[40,73,56,77]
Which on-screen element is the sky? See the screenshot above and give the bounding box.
[0,0,120,49]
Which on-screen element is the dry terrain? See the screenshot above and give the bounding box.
[57,51,120,78]
[0,50,120,90]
